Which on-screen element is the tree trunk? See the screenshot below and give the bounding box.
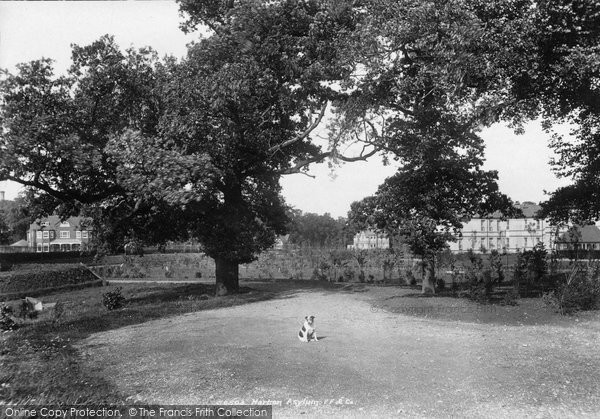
[215,257,239,296]
[421,256,436,294]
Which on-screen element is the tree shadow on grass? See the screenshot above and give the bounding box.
[368,288,594,327]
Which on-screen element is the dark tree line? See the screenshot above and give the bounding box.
[286,210,353,248]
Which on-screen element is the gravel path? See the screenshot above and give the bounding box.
[77,289,600,418]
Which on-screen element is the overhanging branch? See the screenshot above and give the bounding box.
[2,173,122,205]
[280,145,380,176]
[267,101,328,155]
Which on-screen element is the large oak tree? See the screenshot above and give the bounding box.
[1,1,373,294]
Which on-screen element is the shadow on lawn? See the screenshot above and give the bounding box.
[367,288,594,327]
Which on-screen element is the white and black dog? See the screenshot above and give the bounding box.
[298,315,318,342]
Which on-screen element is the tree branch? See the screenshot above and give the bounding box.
[2,174,122,205]
[267,101,328,155]
[280,145,380,176]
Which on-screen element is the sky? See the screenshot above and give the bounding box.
[0,0,572,218]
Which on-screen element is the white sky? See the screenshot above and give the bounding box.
[0,0,572,217]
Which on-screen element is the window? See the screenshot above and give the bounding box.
[36,231,42,239]
[506,238,510,249]
[481,220,485,231]
[60,231,70,239]
[76,231,82,239]
[458,239,463,251]
[42,231,49,239]
[41,222,49,227]
[43,243,49,252]
[60,222,70,227]
[524,237,528,248]
[497,220,500,231]
[536,220,541,229]
[506,219,510,229]
[489,220,494,231]
[37,243,42,252]
[83,231,89,239]
[49,230,55,239]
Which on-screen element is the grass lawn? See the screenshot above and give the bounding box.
[1,280,599,418]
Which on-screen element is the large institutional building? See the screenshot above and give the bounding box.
[348,201,596,254]
[348,229,390,249]
[447,201,563,253]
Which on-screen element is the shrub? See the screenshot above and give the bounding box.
[0,304,18,331]
[358,270,366,283]
[501,288,519,306]
[466,269,495,302]
[405,269,416,286]
[102,287,125,310]
[489,250,505,284]
[514,243,549,296]
[543,267,600,314]
[52,301,65,324]
[18,299,38,319]
[328,249,353,282]
[435,277,445,291]
[312,260,331,281]
[342,267,355,282]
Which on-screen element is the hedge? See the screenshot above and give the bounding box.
[0,251,96,271]
[0,265,98,295]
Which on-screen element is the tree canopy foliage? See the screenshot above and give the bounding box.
[0,196,34,244]
[0,0,368,293]
[286,210,349,248]
[2,0,599,294]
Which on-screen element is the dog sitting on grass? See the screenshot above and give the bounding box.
[298,315,318,342]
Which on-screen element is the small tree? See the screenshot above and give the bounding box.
[514,243,549,296]
[349,160,514,294]
[352,249,369,283]
[489,249,505,285]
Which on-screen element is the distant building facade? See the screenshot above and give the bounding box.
[447,201,566,253]
[555,225,600,251]
[27,216,94,252]
[348,230,389,250]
